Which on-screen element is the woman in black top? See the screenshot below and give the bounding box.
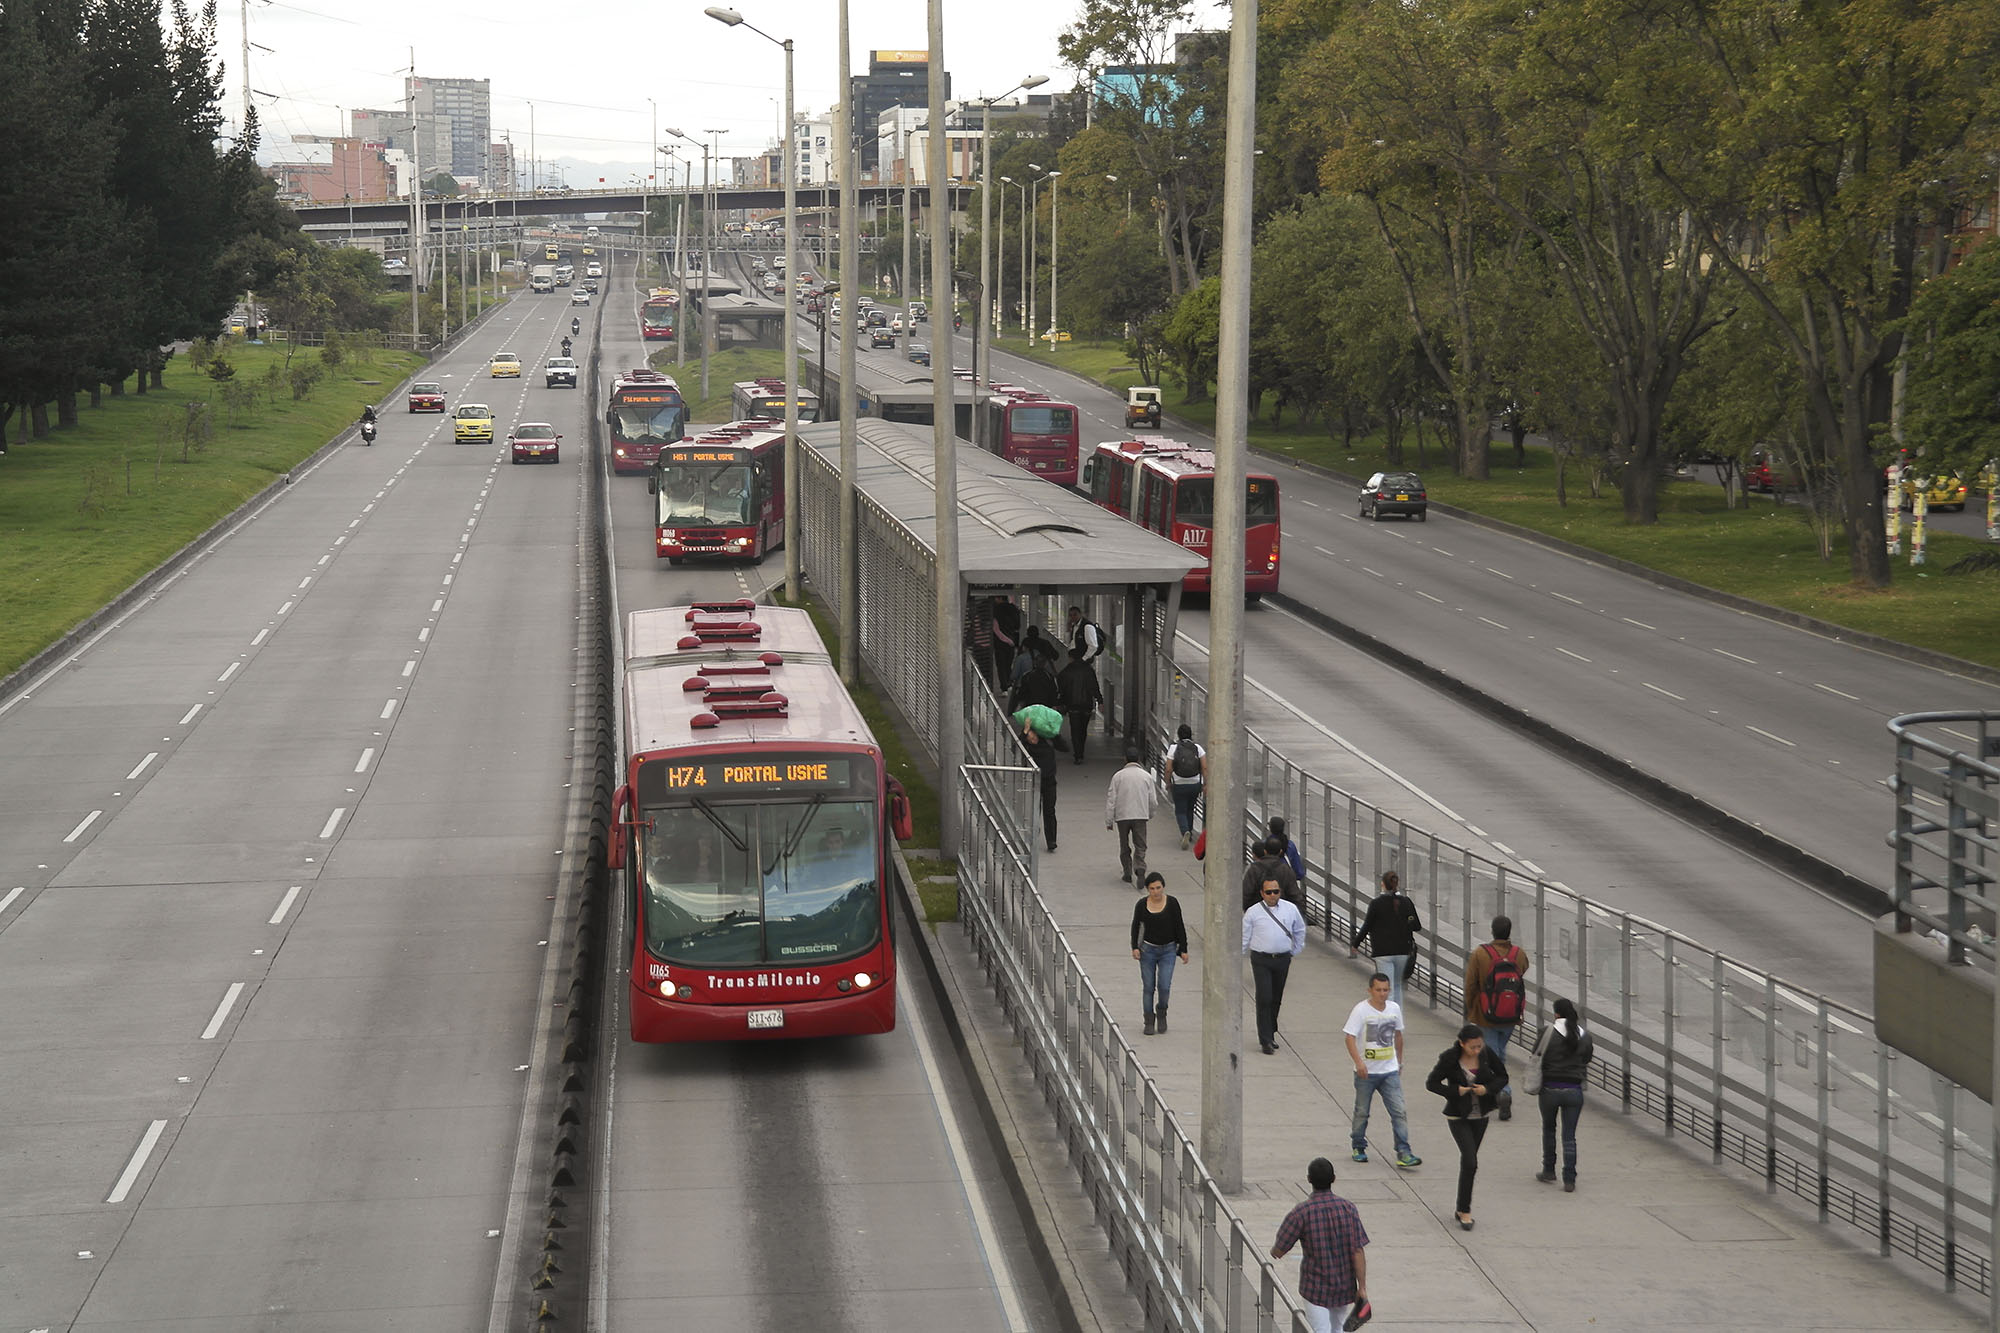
[1535,996,1595,1192]
[1350,870,1423,1012]
[1130,871,1189,1036]
[1424,1024,1508,1230]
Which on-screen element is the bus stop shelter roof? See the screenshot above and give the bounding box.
[797,418,1202,591]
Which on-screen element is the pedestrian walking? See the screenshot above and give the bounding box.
[1464,915,1531,1120]
[1268,816,1305,883]
[1271,1157,1369,1333]
[1013,624,1058,685]
[1344,972,1421,1170]
[992,595,1022,683]
[1242,877,1305,1054]
[1130,871,1187,1035]
[1424,1025,1507,1230]
[1058,648,1103,764]
[1105,747,1156,884]
[1010,644,1061,713]
[1066,604,1107,663]
[1018,714,1060,853]
[1533,997,1594,1192]
[1240,835,1303,911]
[1163,723,1206,849]
[1350,871,1423,1013]
[965,594,996,686]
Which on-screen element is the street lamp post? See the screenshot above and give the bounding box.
[706,4,803,602]
[665,127,714,400]
[1047,169,1061,345]
[835,0,860,683]
[973,75,1047,448]
[997,175,1013,336]
[1026,166,1052,343]
[644,97,655,279]
[924,0,963,851]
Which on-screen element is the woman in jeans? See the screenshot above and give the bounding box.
[1535,996,1595,1192]
[1423,1024,1507,1230]
[1130,871,1189,1035]
[1350,869,1422,1012]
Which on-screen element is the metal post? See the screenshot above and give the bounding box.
[1017,179,1027,333]
[700,139,713,403]
[644,98,655,280]
[902,173,913,360]
[927,0,962,852]
[1027,174,1038,342]
[1200,0,1259,1195]
[780,40,800,602]
[976,101,993,445]
[837,0,861,683]
[1048,169,1060,347]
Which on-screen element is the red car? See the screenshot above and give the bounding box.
[509,422,561,465]
[407,380,445,412]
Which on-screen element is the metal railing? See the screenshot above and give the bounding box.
[1888,712,1999,967]
[1135,650,1994,1298]
[955,766,1313,1333]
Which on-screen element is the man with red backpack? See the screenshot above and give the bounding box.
[1463,914,1531,1120]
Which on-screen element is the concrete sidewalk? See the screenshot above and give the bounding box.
[1028,749,1986,1330]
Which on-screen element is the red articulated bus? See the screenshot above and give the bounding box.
[648,420,787,564]
[1082,438,1282,599]
[640,290,678,341]
[976,384,1081,486]
[606,367,688,476]
[609,601,912,1042]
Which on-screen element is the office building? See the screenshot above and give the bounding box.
[849,50,949,172]
[405,76,491,178]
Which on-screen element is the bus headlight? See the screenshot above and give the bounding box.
[661,979,674,994]
[853,972,873,989]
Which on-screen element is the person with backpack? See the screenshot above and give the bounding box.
[1163,723,1206,850]
[1239,835,1302,913]
[1464,914,1531,1120]
[1066,604,1107,663]
[1010,649,1061,714]
[1350,870,1423,1013]
[1057,648,1103,764]
[1267,816,1305,883]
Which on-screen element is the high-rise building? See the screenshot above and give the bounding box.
[351,105,449,179]
[850,50,949,172]
[405,76,491,178]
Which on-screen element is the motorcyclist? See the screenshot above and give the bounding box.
[561,336,572,357]
[571,316,581,335]
[360,404,377,424]
[953,313,964,332]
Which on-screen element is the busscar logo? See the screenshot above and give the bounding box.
[705,970,824,990]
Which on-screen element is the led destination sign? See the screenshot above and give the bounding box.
[638,753,868,803]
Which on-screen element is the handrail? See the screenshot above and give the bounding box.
[1886,711,1999,966]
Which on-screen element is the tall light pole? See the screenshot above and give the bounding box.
[1002,175,1027,332]
[973,75,1048,448]
[1026,166,1051,344]
[706,5,803,603]
[997,175,1013,336]
[925,0,963,851]
[1203,0,1261,1195]
[644,97,656,278]
[667,127,714,401]
[1046,169,1062,345]
[835,0,860,684]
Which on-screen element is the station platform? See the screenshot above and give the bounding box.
[978,747,1988,1330]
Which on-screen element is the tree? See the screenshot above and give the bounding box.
[1160,277,1221,400]
[1900,238,2000,476]
[1060,219,1168,339]
[426,172,460,199]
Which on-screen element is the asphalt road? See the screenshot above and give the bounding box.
[0,290,590,1326]
[589,263,1055,1332]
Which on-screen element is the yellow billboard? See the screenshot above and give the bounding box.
[872,49,930,64]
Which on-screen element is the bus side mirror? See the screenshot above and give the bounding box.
[886,777,914,842]
[608,783,632,870]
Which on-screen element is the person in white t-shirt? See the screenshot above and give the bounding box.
[1343,973,1421,1169]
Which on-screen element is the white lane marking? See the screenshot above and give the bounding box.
[1431,546,1455,557]
[896,975,1034,1333]
[1361,566,1384,579]
[317,808,347,839]
[1713,648,1758,665]
[1313,545,1338,559]
[217,662,241,683]
[299,577,313,588]
[1520,859,1545,876]
[1622,617,1655,630]
[1549,591,1584,606]
[200,982,246,1039]
[1814,682,1860,701]
[1493,842,1515,855]
[269,886,302,924]
[1642,682,1685,701]
[453,551,463,565]
[418,627,432,643]
[1478,616,1509,630]
[1485,567,1514,580]
[106,1120,169,1204]
[64,811,103,843]
[126,753,159,780]
[250,628,269,646]
[335,535,347,546]
[443,574,454,586]
[277,601,293,615]
[179,705,201,724]
[380,700,398,719]
[1416,590,1444,604]
[431,599,444,613]
[363,503,375,513]
[1747,725,1796,748]
[1556,647,1592,663]
[0,886,24,915]
[1942,727,1977,743]
[1300,498,1322,508]
[355,748,376,773]
[402,660,417,677]
[316,555,330,567]
[347,519,360,530]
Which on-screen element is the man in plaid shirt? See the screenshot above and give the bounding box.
[1271,1157,1369,1332]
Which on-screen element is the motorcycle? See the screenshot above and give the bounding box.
[571,317,581,336]
[560,337,573,357]
[359,420,377,445]
[953,314,964,332]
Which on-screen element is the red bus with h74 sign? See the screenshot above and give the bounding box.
[639,289,678,341]
[976,385,1081,486]
[609,602,912,1042]
[1081,438,1282,599]
[648,421,787,564]
[606,367,688,475]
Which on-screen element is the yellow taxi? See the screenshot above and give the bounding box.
[1897,470,1969,512]
[453,403,494,443]
[489,350,522,378]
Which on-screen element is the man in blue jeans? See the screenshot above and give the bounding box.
[1343,973,1421,1169]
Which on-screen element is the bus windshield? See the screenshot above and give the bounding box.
[639,799,880,965]
[1010,405,1074,435]
[658,462,754,526]
[611,401,686,444]
[1174,477,1279,525]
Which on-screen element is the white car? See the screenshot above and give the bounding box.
[570,289,591,306]
[891,315,905,334]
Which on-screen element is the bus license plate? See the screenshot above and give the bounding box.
[747,1008,784,1030]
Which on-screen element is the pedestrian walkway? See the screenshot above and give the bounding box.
[1024,750,1986,1330]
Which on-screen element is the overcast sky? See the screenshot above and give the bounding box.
[234,0,1161,180]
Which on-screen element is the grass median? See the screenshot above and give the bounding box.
[990,333,2000,670]
[0,339,428,679]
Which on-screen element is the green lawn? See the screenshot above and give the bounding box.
[0,340,428,678]
[982,335,2000,670]
[650,345,799,424]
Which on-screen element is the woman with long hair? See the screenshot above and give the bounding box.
[1535,997,1595,1192]
[1424,1024,1506,1229]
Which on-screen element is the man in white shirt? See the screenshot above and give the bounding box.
[1241,878,1305,1054]
[1105,748,1157,884]
[1343,973,1422,1170]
